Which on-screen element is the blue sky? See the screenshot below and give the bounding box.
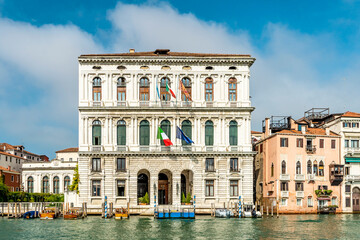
[1,0,360,158]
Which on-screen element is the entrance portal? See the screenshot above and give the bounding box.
[158,170,172,205]
[137,170,150,205]
[353,187,360,212]
[180,170,194,203]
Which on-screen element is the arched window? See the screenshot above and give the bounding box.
[53,176,59,194]
[160,120,171,145]
[271,163,274,177]
[313,160,318,176]
[160,77,170,101]
[117,120,126,146]
[27,176,34,193]
[93,77,101,102]
[228,78,237,101]
[181,120,192,145]
[92,120,101,145]
[117,77,126,102]
[229,120,238,146]
[64,176,71,191]
[205,120,214,146]
[139,120,150,146]
[296,161,301,175]
[319,161,324,176]
[139,77,150,101]
[181,77,192,101]
[42,176,49,193]
[307,160,312,174]
[281,161,286,174]
[205,78,213,101]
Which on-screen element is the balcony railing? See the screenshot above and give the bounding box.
[205,146,214,152]
[139,146,149,151]
[295,174,305,181]
[345,147,360,154]
[281,191,289,198]
[116,146,127,152]
[91,145,102,152]
[117,101,126,107]
[93,101,101,107]
[306,145,316,154]
[307,174,315,182]
[230,146,238,152]
[280,174,290,181]
[345,175,360,182]
[296,191,305,198]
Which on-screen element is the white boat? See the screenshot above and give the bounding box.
[215,209,234,218]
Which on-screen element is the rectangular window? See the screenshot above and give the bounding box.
[16,176,19,183]
[345,185,351,193]
[332,197,337,206]
[345,167,350,176]
[295,183,304,191]
[230,180,238,197]
[205,81,213,101]
[351,140,359,148]
[5,156,7,161]
[296,199,302,206]
[117,158,126,172]
[281,198,287,206]
[352,123,359,128]
[11,176,14,182]
[205,158,215,172]
[16,187,19,191]
[318,185,328,190]
[280,182,288,191]
[228,81,237,101]
[92,158,101,172]
[260,144,263,153]
[319,139,324,148]
[345,140,349,148]
[93,87,101,101]
[205,180,214,197]
[117,180,125,197]
[307,197,313,207]
[92,180,101,197]
[346,197,351,207]
[230,158,238,172]
[280,138,288,147]
[69,158,73,162]
[296,138,303,148]
[331,140,336,149]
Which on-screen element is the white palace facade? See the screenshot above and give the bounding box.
[77,49,255,213]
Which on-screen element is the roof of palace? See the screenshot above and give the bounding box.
[55,147,79,153]
[341,111,360,118]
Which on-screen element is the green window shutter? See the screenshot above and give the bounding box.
[92,125,101,145]
[181,120,192,145]
[117,125,126,145]
[205,121,214,146]
[160,120,171,146]
[140,121,150,145]
[229,121,238,146]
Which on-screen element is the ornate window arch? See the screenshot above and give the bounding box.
[42,176,49,193]
[92,120,101,145]
[181,120,192,145]
[160,77,170,101]
[64,176,71,191]
[27,176,34,193]
[307,160,312,174]
[228,78,237,101]
[139,120,150,146]
[92,77,101,101]
[313,160,318,176]
[117,77,126,102]
[296,161,301,175]
[139,77,150,101]
[281,160,286,174]
[205,120,214,146]
[319,161,324,176]
[205,78,214,102]
[229,120,238,146]
[271,163,274,177]
[181,77,192,101]
[53,176,60,194]
[117,120,126,146]
[160,120,171,145]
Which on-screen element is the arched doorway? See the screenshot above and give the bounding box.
[137,170,150,205]
[181,170,193,203]
[353,187,360,212]
[158,170,172,205]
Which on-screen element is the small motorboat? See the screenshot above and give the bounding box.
[242,204,262,218]
[40,208,57,220]
[64,209,80,220]
[215,209,234,218]
[114,207,129,219]
[23,211,39,219]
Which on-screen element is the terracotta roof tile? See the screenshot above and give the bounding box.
[55,147,79,153]
[277,128,338,136]
[341,111,360,118]
[0,151,26,160]
[251,131,262,134]
[0,166,20,174]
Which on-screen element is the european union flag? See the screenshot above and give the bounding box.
[176,126,194,144]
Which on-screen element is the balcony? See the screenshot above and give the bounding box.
[116,146,127,152]
[281,191,289,198]
[205,146,214,152]
[295,174,305,181]
[139,146,149,151]
[181,146,193,152]
[139,101,149,107]
[306,145,316,154]
[280,174,290,181]
[181,101,192,107]
[345,175,360,182]
[206,101,214,107]
[307,174,315,182]
[329,164,344,186]
[91,145,102,152]
[345,147,360,154]
[117,101,126,107]
[93,101,101,107]
[296,191,305,198]
[230,146,238,152]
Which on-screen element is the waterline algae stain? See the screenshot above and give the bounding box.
[0,215,359,239]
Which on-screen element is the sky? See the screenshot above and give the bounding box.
[1,0,360,158]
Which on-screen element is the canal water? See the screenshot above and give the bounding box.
[0,214,359,239]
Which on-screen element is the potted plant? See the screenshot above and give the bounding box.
[139,192,149,205]
[328,205,338,214]
[185,193,192,205]
[181,192,186,205]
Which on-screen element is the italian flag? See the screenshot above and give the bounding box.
[166,83,176,98]
[157,127,173,146]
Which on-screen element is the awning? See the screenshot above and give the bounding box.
[317,197,330,201]
[345,157,360,163]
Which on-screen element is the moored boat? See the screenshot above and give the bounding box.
[114,207,129,219]
[64,209,80,219]
[40,207,57,220]
[23,211,39,219]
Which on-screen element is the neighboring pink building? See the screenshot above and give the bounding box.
[254,113,344,214]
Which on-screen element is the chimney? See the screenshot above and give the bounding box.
[326,128,330,136]
[265,118,271,137]
[289,118,296,129]
[8,166,11,171]
[301,125,306,134]
[129,49,135,53]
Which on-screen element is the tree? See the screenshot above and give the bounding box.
[0,176,9,202]
[69,164,80,194]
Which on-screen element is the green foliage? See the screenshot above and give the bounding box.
[0,191,64,202]
[315,189,333,196]
[139,192,149,204]
[0,177,9,202]
[328,205,338,208]
[185,193,192,204]
[69,164,80,194]
[181,192,186,203]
